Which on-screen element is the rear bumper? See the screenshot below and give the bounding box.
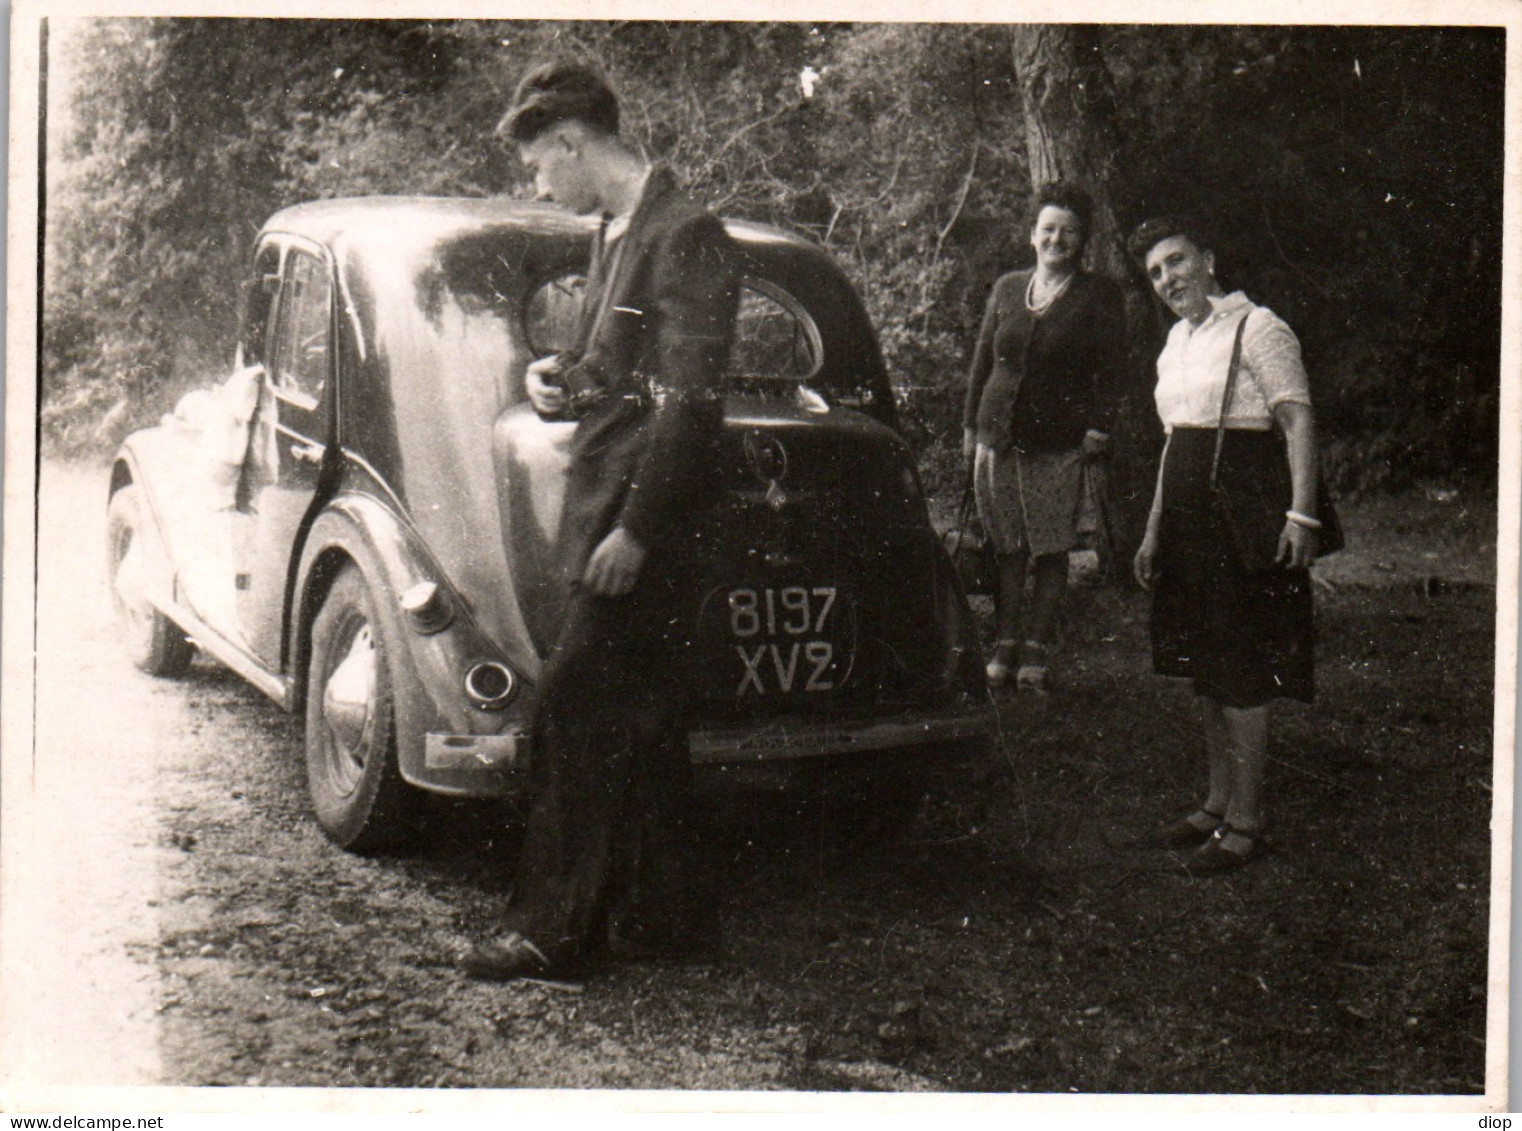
[424,730,527,771]
[416,701,996,798]
[687,701,996,764]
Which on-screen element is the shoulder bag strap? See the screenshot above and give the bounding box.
[572,215,611,347]
[957,462,979,531]
[1209,313,1251,491]
[579,217,638,355]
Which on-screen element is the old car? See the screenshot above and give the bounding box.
[107,196,994,851]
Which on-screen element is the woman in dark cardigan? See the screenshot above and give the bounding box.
[962,182,1126,691]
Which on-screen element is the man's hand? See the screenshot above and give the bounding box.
[583,526,648,597]
[525,355,568,418]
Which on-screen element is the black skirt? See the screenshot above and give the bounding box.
[1151,427,1314,707]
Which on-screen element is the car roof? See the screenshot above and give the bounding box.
[262,196,827,261]
[262,195,897,429]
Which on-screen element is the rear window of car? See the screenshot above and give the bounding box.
[730,280,821,382]
[523,274,588,359]
[523,273,823,386]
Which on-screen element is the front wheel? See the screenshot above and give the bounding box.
[305,563,421,852]
[107,485,195,676]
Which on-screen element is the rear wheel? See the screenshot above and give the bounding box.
[107,485,195,676]
[305,563,420,852]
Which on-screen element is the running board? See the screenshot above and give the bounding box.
[156,596,291,709]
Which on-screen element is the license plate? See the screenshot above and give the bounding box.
[697,583,855,697]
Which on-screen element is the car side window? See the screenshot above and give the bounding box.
[240,246,282,367]
[522,274,822,384]
[270,250,331,408]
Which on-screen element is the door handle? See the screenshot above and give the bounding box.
[290,440,325,465]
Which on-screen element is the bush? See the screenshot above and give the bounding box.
[42,20,1505,504]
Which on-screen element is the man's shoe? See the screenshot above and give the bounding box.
[461,931,553,981]
[1182,824,1268,875]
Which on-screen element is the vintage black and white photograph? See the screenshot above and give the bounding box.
[2,1,1515,1112]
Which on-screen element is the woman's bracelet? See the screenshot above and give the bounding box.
[1286,510,1322,531]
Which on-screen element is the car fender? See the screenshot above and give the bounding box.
[108,434,186,619]
[293,492,535,794]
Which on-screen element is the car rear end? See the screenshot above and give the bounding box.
[684,396,993,802]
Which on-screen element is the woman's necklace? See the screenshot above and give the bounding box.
[1025,269,1074,316]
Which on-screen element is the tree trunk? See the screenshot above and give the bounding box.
[1010,24,1125,278]
[1011,25,1161,573]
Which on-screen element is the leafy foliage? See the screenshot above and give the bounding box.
[43,20,1505,498]
[1102,26,1504,493]
[806,26,1027,462]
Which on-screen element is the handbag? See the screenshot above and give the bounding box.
[943,470,998,596]
[1076,454,1128,582]
[1210,314,1344,570]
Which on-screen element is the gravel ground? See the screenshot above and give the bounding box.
[0,460,1503,1110]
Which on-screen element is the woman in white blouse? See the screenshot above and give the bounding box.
[1128,216,1323,875]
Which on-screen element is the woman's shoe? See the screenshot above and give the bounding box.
[1154,808,1224,849]
[1015,640,1049,694]
[1182,824,1268,875]
[986,639,1018,689]
[461,931,554,981]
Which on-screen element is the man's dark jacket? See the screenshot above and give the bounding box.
[559,166,739,580]
[504,166,738,962]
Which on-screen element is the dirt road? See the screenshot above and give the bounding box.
[7,461,968,1094]
[2,459,1499,1103]
[6,462,165,1086]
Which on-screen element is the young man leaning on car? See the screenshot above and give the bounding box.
[462,60,740,981]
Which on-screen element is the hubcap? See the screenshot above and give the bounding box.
[322,622,376,779]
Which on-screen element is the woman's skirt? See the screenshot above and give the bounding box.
[973,443,1084,558]
[1151,427,1314,707]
